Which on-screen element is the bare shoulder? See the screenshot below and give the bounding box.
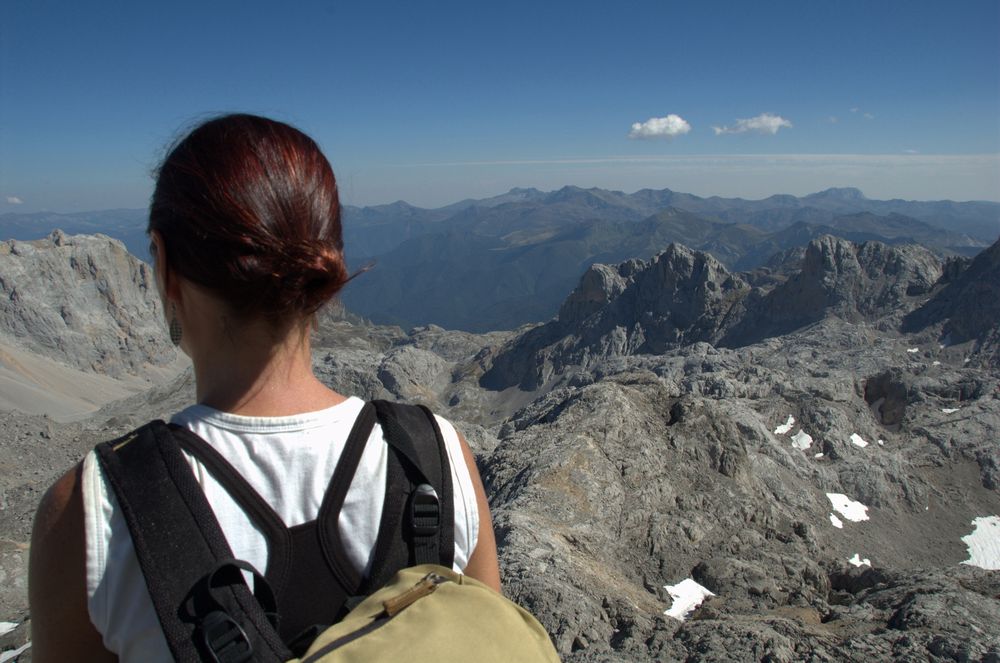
[454,429,502,593]
[29,461,116,662]
[33,463,81,536]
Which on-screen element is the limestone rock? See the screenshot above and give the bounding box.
[0,232,175,377]
[904,236,1000,367]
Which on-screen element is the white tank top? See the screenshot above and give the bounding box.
[81,396,480,662]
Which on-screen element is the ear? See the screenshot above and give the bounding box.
[149,230,181,303]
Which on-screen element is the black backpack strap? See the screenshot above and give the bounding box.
[168,424,293,596]
[95,421,291,663]
[316,401,381,593]
[365,401,454,586]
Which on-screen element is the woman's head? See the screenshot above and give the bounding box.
[149,114,348,324]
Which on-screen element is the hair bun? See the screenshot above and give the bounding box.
[278,241,349,315]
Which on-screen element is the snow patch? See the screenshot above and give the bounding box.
[932,361,941,366]
[942,408,959,414]
[0,643,30,663]
[830,513,844,528]
[814,452,824,458]
[848,553,871,567]
[791,430,813,450]
[906,347,919,353]
[663,578,715,620]
[850,433,869,448]
[827,493,870,522]
[961,516,1000,571]
[774,415,795,435]
[877,439,885,446]
[0,622,17,637]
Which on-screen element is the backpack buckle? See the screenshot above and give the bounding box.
[409,483,440,537]
[200,610,253,663]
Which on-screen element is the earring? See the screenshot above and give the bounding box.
[169,303,183,347]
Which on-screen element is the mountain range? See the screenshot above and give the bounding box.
[3,187,997,333]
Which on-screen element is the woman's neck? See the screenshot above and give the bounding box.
[189,316,345,417]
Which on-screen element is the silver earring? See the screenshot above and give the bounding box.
[169,304,183,347]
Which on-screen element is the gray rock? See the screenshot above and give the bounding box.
[483,244,750,390]
[0,232,175,377]
[904,236,1000,368]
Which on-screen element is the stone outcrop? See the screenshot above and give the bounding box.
[0,231,175,377]
[482,244,750,390]
[725,236,942,345]
[904,237,1000,367]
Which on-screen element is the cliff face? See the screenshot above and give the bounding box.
[483,236,958,391]
[904,237,1000,366]
[481,245,749,391]
[724,236,943,345]
[0,231,176,377]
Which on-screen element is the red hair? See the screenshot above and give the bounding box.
[149,114,348,321]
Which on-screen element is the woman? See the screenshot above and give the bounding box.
[29,114,500,662]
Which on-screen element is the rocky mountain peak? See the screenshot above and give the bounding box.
[483,237,966,391]
[557,262,630,325]
[0,231,176,377]
[483,244,750,390]
[799,234,941,307]
[903,236,1000,365]
[722,236,943,346]
[806,187,868,201]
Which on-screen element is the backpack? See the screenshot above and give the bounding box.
[95,400,560,663]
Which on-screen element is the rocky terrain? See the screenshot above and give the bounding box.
[1,233,999,661]
[0,231,183,420]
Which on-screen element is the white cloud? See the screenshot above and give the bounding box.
[828,116,839,124]
[628,114,691,140]
[5,196,23,205]
[863,112,875,120]
[712,113,792,136]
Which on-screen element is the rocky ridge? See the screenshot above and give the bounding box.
[0,231,176,377]
[483,236,987,392]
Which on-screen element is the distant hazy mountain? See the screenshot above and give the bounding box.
[4,187,996,331]
[342,187,994,331]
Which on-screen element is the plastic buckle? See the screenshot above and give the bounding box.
[409,483,440,537]
[200,610,253,663]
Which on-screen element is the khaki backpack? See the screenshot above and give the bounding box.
[292,565,559,662]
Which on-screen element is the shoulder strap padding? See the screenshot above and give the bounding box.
[95,422,290,663]
[363,401,455,589]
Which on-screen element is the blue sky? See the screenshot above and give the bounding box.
[2,0,998,212]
